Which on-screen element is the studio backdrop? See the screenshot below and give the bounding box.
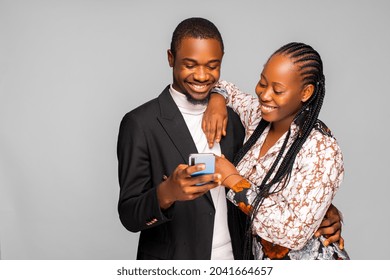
[1,0,389,260]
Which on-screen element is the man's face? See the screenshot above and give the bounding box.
[168,37,223,104]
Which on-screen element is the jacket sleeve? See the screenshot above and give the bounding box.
[117,112,173,232]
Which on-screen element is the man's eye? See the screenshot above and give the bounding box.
[208,65,218,70]
[185,65,195,69]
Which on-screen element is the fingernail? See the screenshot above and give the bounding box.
[198,164,205,170]
[323,240,329,247]
[216,138,220,143]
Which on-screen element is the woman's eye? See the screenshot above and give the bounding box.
[273,88,284,94]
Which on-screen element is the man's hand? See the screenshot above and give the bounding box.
[157,164,221,209]
[314,204,344,249]
[202,94,228,148]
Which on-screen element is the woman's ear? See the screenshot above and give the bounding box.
[167,49,174,67]
[301,84,315,102]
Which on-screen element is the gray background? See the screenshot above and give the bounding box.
[0,0,389,260]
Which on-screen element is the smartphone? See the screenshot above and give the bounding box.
[188,153,215,177]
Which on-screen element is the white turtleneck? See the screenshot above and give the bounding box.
[169,85,234,260]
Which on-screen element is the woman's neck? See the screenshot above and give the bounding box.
[259,118,293,158]
[269,118,293,135]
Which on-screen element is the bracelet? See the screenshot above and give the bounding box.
[221,173,241,186]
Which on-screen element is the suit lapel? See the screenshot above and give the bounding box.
[156,87,213,205]
[157,87,198,162]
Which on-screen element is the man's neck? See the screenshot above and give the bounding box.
[169,84,207,115]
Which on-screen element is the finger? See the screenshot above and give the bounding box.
[324,213,339,225]
[201,117,213,146]
[222,118,227,136]
[322,229,341,247]
[179,188,209,200]
[205,120,216,148]
[215,123,223,143]
[190,173,221,186]
[318,217,331,228]
[186,182,220,199]
[173,164,189,175]
[208,118,217,135]
[185,163,206,177]
[318,216,340,228]
[314,221,340,237]
[339,236,345,250]
[201,118,207,135]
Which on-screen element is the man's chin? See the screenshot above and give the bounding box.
[184,93,209,105]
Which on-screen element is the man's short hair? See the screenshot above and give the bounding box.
[170,17,224,57]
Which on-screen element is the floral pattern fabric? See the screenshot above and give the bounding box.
[216,80,349,260]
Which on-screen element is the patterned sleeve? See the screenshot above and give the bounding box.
[227,133,345,250]
[215,80,260,129]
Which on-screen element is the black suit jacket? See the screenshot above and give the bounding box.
[117,86,246,259]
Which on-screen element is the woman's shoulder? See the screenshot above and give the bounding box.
[304,120,342,153]
[313,119,334,138]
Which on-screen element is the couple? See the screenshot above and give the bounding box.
[117,17,349,260]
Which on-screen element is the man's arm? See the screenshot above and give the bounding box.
[117,113,169,232]
[117,113,222,232]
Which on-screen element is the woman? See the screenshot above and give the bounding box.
[204,42,349,260]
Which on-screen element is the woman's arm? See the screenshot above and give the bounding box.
[202,93,228,148]
[202,80,260,147]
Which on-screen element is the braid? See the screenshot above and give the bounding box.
[238,42,326,259]
[233,119,269,166]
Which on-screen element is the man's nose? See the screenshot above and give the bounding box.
[193,66,208,82]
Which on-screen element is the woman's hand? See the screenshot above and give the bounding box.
[202,94,228,148]
[215,155,243,188]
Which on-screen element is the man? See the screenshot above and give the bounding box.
[117,17,342,260]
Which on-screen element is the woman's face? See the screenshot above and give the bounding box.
[255,54,313,129]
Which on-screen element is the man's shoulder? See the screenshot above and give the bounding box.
[226,107,242,125]
[122,86,170,119]
[126,97,159,117]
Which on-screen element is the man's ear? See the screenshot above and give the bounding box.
[301,84,315,102]
[167,49,174,67]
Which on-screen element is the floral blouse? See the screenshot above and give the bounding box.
[217,80,344,251]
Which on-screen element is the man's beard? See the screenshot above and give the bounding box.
[183,92,210,105]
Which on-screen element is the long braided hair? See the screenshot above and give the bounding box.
[233,42,326,259]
